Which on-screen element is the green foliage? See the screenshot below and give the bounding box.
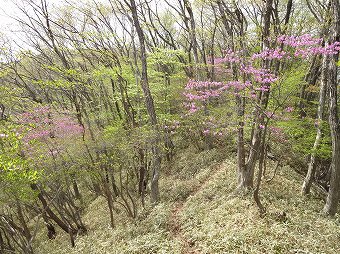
[0,122,38,202]
[277,118,331,159]
[148,48,185,71]
[91,65,118,81]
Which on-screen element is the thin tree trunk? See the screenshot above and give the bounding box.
[253,123,268,214]
[302,55,328,195]
[217,0,249,188]
[184,0,199,79]
[15,201,31,242]
[236,94,248,188]
[41,212,56,240]
[127,0,161,204]
[72,176,81,200]
[103,181,115,228]
[244,0,273,187]
[31,184,75,235]
[0,229,4,252]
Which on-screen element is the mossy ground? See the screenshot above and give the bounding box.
[35,150,340,254]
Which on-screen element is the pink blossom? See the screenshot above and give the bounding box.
[277,34,322,47]
[252,48,288,60]
[265,111,276,119]
[285,107,294,112]
[269,126,287,143]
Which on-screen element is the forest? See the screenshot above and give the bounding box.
[0,0,340,253]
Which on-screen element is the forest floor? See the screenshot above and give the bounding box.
[168,163,224,254]
[35,149,340,254]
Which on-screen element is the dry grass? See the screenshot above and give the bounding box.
[35,151,340,254]
[179,160,340,254]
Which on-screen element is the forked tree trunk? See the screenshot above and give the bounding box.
[217,0,249,189]
[243,0,273,189]
[253,122,268,214]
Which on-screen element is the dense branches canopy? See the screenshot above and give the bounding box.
[0,0,339,253]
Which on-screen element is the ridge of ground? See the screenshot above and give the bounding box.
[36,150,340,254]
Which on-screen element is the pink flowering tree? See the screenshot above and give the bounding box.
[182,33,340,197]
[17,105,87,206]
[17,106,84,168]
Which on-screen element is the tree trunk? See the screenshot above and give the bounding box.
[299,56,320,118]
[236,94,248,188]
[244,0,273,188]
[184,0,199,79]
[41,212,56,240]
[253,123,268,214]
[103,181,115,228]
[323,0,340,216]
[72,176,81,200]
[0,229,4,252]
[15,201,32,242]
[302,55,329,195]
[31,184,75,235]
[127,0,161,204]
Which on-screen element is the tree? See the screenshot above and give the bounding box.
[323,0,340,216]
[124,0,161,204]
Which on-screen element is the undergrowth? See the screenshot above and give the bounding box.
[35,149,339,254]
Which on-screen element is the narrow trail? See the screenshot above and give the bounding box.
[168,163,225,254]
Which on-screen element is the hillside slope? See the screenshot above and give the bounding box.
[36,151,340,254]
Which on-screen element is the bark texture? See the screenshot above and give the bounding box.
[323,0,340,216]
[302,55,329,195]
